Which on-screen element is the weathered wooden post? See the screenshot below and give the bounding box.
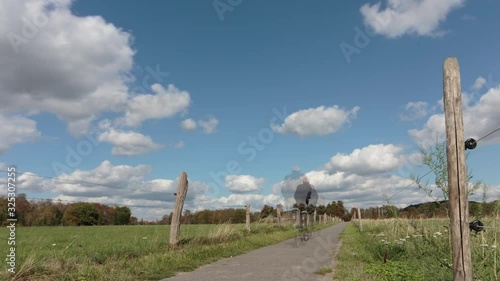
[170,171,188,246]
[323,213,327,224]
[276,204,282,226]
[443,57,473,280]
[246,204,251,234]
[357,208,363,231]
[313,209,317,224]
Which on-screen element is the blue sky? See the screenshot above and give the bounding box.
[1,0,499,220]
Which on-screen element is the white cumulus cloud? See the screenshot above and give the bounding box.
[174,140,185,149]
[323,144,419,175]
[410,85,500,147]
[272,105,360,137]
[360,0,466,38]
[400,101,429,121]
[180,118,197,131]
[199,116,219,134]
[0,0,134,136]
[472,77,487,90]
[0,115,41,153]
[225,175,264,193]
[123,84,191,127]
[98,128,162,156]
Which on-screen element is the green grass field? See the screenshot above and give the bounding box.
[334,218,500,281]
[1,221,335,280]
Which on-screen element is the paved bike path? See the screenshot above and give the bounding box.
[161,222,347,281]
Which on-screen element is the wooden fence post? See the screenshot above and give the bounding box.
[276,204,282,226]
[443,57,473,280]
[313,209,317,224]
[246,204,251,234]
[357,208,363,231]
[170,171,188,246]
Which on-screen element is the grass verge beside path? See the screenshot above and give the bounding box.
[334,218,500,281]
[334,222,434,281]
[1,222,337,281]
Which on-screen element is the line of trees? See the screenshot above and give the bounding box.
[351,200,500,220]
[156,200,351,225]
[159,208,250,225]
[0,194,132,226]
[261,201,350,220]
[11,194,491,226]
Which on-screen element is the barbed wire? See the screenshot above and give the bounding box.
[386,170,433,201]
[0,169,132,190]
[360,125,500,231]
[385,125,500,204]
[1,127,498,221]
[476,127,500,143]
[0,169,176,210]
[0,169,178,196]
[0,195,167,209]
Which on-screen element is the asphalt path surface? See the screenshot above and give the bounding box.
[161,222,347,281]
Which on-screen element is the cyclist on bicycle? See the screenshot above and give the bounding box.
[294,176,318,214]
[282,165,304,209]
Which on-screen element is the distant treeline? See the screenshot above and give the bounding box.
[155,200,352,225]
[351,200,500,220]
[0,194,131,226]
[7,195,493,227]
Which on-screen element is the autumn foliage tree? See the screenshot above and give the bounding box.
[62,202,100,226]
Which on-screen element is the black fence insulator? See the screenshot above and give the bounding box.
[465,138,477,150]
[469,220,484,233]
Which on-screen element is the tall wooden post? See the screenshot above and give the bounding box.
[170,171,188,246]
[357,208,363,232]
[313,209,317,224]
[246,204,251,234]
[276,204,282,226]
[443,57,472,281]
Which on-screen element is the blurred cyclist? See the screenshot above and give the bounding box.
[294,176,318,214]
